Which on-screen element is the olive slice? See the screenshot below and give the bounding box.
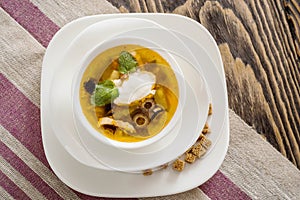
[132,112,150,128]
[142,98,155,110]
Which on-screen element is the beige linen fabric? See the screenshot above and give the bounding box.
[223,110,300,199]
[0,8,44,106]
[31,0,119,27]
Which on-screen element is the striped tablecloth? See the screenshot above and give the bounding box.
[1,0,299,199]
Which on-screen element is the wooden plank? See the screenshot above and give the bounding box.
[107,0,300,168]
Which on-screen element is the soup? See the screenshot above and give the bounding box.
[80,44,179,142]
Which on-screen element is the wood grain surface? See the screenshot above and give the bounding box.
[107,0,300,168]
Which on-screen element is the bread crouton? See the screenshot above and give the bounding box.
[185,153,197,163]
[191,142,206,158]
[172,159,185,172]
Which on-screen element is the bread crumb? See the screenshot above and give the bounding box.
[160,163,168,169]
[185,153,197,163]
[202,128,210,134]
[202,123,211,134]
[199,134,212,149]
[172,159,185,172]
[191,142,206,158]
[143,169,153,176]
[204,122,209,129]
[208,103,212,115]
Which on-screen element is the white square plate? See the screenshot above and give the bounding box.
[41,13,229,197]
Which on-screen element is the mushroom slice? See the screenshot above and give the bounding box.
[98,117,135,134]
[83,78,96,94]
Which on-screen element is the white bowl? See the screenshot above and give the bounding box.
[72,36,186,150]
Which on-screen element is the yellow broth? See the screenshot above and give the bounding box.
[79,44,179,142]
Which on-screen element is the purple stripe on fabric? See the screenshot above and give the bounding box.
[0,140,64,200]
[0,73,48,167]
[0,74,138,199]
[0,170,31,200]
[0,0,59,47]
[200,170,251,200]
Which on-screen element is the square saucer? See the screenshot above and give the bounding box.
[41,13,229,197]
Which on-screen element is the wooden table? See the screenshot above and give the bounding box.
[107,0,300,168]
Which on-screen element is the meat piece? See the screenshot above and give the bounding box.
[98,117,135,134]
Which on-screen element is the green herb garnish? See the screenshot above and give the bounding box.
[90,80,119,106]
[118,51,137,74]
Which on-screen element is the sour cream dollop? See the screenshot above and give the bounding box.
[113,70,156,105]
